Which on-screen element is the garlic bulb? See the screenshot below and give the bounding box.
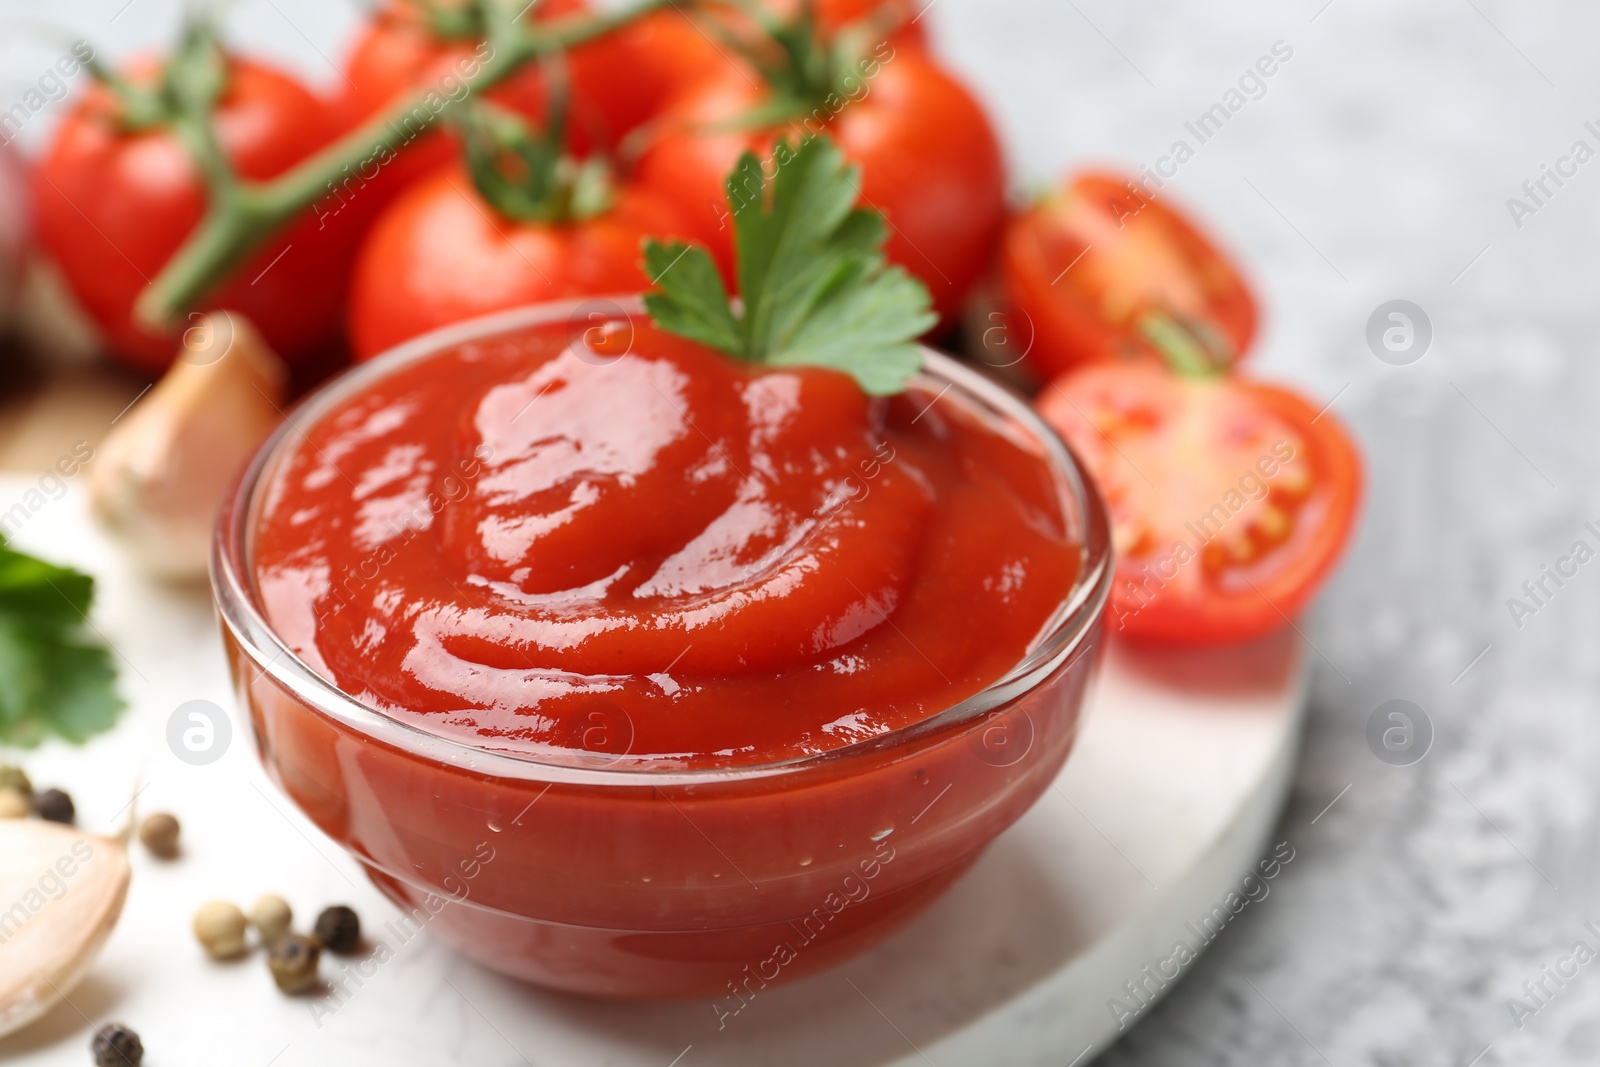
[89,312,287,580]
[0,819,131,1038]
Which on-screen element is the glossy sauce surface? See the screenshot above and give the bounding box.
[253,321,1078,765]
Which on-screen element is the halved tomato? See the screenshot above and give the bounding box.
[1002,172,1257,380]
[1037,363,1360,644]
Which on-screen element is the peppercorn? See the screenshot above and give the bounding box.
[249,893,293,945]
[33,787,74,824]
[0,787,28,819]
[267,933,320,994]
[137,813,180,859]
[90,1022,143,1067]
[0,764,30,797]
[313,905,361,955]
[193,900,249,959]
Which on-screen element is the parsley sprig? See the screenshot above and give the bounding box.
[0,537,124,746]
[642,135,935,395]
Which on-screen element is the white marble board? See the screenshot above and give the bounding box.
[0,478,1305,1066]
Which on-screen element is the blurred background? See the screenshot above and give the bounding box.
[4,1,1599,1063]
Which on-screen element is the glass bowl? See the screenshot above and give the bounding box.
[211,298,1112,1000]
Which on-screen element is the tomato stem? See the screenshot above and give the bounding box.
[84,17,228,137]
[452,59,616,225]
[1137,310,1229,379]
[133,0,673,332]
[703,0,906,134]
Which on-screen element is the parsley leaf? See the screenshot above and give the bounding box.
[642,135,935,395]
[0,537,124,746]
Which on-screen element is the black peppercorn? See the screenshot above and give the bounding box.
[313,904,361,954]
[34,787,74,824]
[90,1022,143,1067]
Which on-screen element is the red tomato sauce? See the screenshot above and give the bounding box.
[251,320,1077,766]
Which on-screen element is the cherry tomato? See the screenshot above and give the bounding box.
[589,0,928,120]
[347,164,690,359]
[332,0,663,329]
[337,0,648,161]
[1001,173,1258,380]
[337,0,926,177]
[1037,363,1360,644]
[633,46,1002,322]
[33,59,355,373]
[335,2,468,189]
[792,0,928,40]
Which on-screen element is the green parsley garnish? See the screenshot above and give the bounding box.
[0,537,124,746]
[642,135,936,395]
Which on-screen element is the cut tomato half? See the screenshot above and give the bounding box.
[1038,363,1360,644]
[1002,172,1258,379]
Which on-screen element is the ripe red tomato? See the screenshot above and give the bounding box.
[1037,363,1360,644]
[337,0,926,176]
[332,1,672,322]
[588,0,928,119]
[633,46,1002,322]
[337,0,640,161]
[33,59,355,373]
[1002,173,1258,380]
[347,164,690,359]
[813,0,929,36]
[334,3,467,186]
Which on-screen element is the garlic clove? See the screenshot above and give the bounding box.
[88,311,287,580]
[0,819,131,1038]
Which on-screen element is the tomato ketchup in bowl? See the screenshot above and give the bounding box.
[212,298,1111,998]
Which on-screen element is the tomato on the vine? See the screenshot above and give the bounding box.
[814,0,928,37]
[631,18,1000,322]
[346,96,693,361]
[338,0,928,169]
[33,57,356,373]
[347,166,687,359]
[339,1,608,135]
[333,1,932,240]
[1037,362,1360,644]
[589,0,928,115]
[334,0,615,215]
[1001,173,1258,380]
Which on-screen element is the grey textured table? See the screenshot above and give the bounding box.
[970,4,1600,1066]
[4,1,1597,1063]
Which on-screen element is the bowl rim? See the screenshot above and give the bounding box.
[211,297,1113,787]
